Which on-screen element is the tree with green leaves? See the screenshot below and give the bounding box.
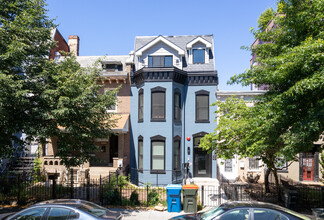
[201,0,324,193]
[0,0,116,168]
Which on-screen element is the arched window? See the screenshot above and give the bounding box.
[150,135,166,173]
[151,87,166,121]
[195,90,209,123]
[138,89,144,122]
[174,89,181,121]
[138,136,143,172]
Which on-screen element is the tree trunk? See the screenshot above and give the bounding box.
[264,168,271,193]
[273,168,281,201]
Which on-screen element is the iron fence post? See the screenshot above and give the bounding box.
[86,175,90,201]
[17,174,20,204]
[322,186,324,207]
[201,185,204,207]
[120,186,122,206]
[100,175,103,205]
[218,186,222,205]
[146,185,149,207]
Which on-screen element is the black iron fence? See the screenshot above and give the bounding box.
[1,170,324,212]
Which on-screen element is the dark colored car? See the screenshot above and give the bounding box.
[4,199,122,220]
[170,201,310,220]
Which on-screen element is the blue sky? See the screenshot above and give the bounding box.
[46,0,277,91]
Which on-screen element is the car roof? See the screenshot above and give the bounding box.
[220,201,310,220]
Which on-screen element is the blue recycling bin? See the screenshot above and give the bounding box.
[166,184,182,212]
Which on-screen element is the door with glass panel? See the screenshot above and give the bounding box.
[193,136,212,177]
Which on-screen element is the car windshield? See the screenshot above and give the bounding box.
[200,206,225,220]
[77,201,119,219]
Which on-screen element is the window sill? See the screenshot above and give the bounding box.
[277,170,288,173]
[247,170,261,172]
[138,119,143,123]
[195,120,210,123]
[151,118,166,122]
[150,170,166,174]
[174,120,182,124]
[138,169,143,173]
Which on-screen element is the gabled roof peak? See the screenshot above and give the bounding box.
[186,36,212,49]
[135,35,185,56]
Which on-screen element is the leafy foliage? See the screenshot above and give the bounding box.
[257,8,275,31]
[320,153,324,183]
[0,0,117,167]
[201,0,324,190]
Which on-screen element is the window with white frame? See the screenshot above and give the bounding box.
[248,157,260,170]
[148,56,172,68]
[225,159,233,172]
[151,135,165,172]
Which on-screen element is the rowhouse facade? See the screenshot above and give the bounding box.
[130,35,218,185]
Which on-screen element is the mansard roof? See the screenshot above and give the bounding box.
[134,35,213,53]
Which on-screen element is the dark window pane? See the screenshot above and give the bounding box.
[193,49,205,63]
[138,92,143,121]
[117,65,123,71]
[220,208,250,220]
[196,95,209,121]
[152,92,165,119]
[48,208,71,220]
[164,56,173,67]
[148,56,153,67]
[14,208,47,220]
[193,137,202,147]
[153,56,163,67]
[253,208,288,220]
[174,92,181,121]
[148,56,172,67]
[173,140,181,170]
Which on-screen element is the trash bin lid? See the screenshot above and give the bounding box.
[182,184,198,189]
[166,184,182,189]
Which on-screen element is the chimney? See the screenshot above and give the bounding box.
[68,35,79,56]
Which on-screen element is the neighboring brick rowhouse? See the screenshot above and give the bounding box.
[49,29,69,60]
[68,35,80,56]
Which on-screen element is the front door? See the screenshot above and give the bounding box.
[109,135,118,164]
[303,152,314,181]
[193,147,212,177]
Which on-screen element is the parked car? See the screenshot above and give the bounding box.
[170,201,310,220]
[4,199,122,220]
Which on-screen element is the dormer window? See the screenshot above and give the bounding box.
[102,64,123,71]
[148,56,173,68]
[193,49,205,64]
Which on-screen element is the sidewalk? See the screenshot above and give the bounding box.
[111,208,186,220]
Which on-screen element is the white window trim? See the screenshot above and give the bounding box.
[248,157,261,171]
[189,47,209,64]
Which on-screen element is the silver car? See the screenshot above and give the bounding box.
[5,199,122,220]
